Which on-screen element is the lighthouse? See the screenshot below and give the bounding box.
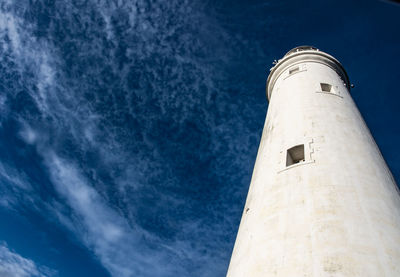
[227,46,400,276]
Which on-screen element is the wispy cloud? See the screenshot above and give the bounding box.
[0,162,35,210]
[0,242,56,277]
[0,0,264,276]
[44,152,185,277]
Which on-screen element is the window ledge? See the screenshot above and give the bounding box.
[278,159,315,173]
[316,91,343,98]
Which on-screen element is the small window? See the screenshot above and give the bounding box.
[320,83,332,92]
[289,67,299,75]
[286,144,305,166]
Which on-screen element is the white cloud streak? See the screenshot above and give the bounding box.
[0,242,55,277]
[0,0,251,276]
[0,162,35,210]
[45,152,182,277]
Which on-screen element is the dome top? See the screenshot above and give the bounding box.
[266,46,350,101]
[284,46,319,57]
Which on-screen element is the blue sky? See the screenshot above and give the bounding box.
[0,0,399,276]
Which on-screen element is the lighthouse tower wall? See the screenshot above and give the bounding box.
[226,48,400,276]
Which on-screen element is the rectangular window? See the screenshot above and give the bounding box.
[286,144,305,166]
[289,67,299,75]
[320,83,332,92]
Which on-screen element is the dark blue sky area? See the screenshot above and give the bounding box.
[0,0,399,276]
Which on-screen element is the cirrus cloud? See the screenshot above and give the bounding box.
[0,242,56,277]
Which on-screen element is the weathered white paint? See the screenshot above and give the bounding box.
[227,46,400,277]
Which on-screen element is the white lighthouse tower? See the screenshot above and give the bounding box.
[227,46,400,276]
